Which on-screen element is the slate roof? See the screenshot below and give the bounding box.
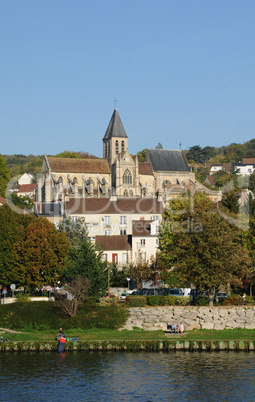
[96,235,131,251]
[47,157,110,174]
[147,149,190,172]
[138,162,153,175]
[132,220,153,236]
[65,198,164,215]
[103,109,128,140]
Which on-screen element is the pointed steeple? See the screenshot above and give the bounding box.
[103,109,128,140]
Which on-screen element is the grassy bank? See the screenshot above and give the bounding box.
[2,328,255,343]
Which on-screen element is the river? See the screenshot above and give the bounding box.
[0,351,254,401]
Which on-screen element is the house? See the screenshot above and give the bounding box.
[233,163,255,176]
[18,173,34,185]
[17,183,36,199]
[0,197,6,206]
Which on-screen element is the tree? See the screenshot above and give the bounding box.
[221,190,239,214]
[0,204,35,285]
[0,154,10,197]
[12,218,69,289]
[62,236,108,299]
[158,192,251,306]
[61,276,91,317]
[155,143,163,149]
[11,193,34,211]
[127,254,160,291]
[58,216,87,245]
[55,151,81,159]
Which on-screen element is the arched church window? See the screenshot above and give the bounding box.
[104,143,107,159]
[124,189,128,197]
[123,169,132,185]
[58,176,63,184]
[115,140,119,155]
[130,190,133,197]
[73,177,78,184]
[121,140,125,152]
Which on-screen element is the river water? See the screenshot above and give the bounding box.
[0,351,254,401]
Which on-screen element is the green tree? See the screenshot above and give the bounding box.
[158,192,251,306]
[0,154,10,197]
[62,236,108,299]
[0,204,35,285]
[55,151,81,159]
[58,216,87,245]
[11,193,34,211]
[12,218,69,289]
[221,190,239,214]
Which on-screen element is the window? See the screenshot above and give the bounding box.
[124,189,128,197]
[115,140,119,155]
[120,229,126,235]
[104,216,111,226]
[120,216,127,227]
[108,142,110,157]
[123,169,132,185]
[104,144,107,159]
[105,229,111,236]
[122,253,128,263]
[152,216,158,221]
[102,253,107,262]
[121,140,125,152]
[140,239,146,247]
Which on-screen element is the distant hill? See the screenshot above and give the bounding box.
[3,151,99,179]
[184,139,255,165]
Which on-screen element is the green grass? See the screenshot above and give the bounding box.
[2,328,255,343]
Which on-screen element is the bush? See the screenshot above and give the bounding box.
[126,296,147,307]
[15,293,31,303]
[195,297,209,306]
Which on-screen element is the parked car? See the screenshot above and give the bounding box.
[131,290,143,295]
[215,292,228,303]
[169,288,184,296]
[119,292,127,302]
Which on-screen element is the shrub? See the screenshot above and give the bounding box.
[195,297,209,306]
[126,296,147,307]
[15,293,31,303]
[147,296,159,306]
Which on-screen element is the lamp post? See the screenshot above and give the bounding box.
[107,262,111,304]
[127,277,130,292]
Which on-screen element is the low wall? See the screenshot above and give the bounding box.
[122,306,255,331]
[0,340,255,352]
[0,297,55,305]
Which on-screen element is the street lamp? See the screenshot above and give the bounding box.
[127,277,131,292]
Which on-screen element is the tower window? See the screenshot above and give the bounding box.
[115,140,119,155]
[121,140,125,152]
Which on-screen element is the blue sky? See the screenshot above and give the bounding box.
[1,1,255,157]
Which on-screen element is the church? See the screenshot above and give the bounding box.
[36,109,217,265]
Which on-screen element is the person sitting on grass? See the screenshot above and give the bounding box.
[171,322,177,333]
[178,322,184,334]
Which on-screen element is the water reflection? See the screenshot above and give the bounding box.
[0,351,254,401]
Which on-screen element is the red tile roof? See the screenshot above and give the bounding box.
[0,197,6,205]
[138,162,153,175]
[96,235,131,251]
[17,183,36,193]
[243,158,255,164]
[65,197,164,215]
[48,157,110,174]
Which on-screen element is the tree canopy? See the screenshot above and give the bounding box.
[0,154,10,197]
[158,192,251,305]
[0,205,69,288]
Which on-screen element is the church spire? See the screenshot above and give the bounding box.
[103,109,128,140]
